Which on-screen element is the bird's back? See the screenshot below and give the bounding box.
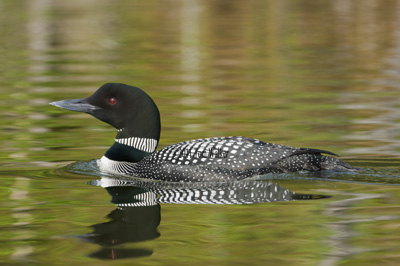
[129,136,353,181]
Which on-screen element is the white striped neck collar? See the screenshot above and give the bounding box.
[115,136,158,153]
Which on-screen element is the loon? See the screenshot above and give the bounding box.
[50,83,353,181]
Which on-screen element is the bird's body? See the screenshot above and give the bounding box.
[50,83,353,182]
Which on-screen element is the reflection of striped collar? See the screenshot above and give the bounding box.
[114,137,158,153]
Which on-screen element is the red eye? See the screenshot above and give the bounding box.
[108,98,117,105]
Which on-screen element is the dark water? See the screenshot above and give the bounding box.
[1,1,400,265]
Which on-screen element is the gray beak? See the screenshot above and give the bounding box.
[49,98,100,113]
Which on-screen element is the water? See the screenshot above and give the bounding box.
[1,0,400,265]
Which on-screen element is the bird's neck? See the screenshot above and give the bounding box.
[104,127,159,163]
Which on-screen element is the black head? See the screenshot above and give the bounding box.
[50,83,161,140]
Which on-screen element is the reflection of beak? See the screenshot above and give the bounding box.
[50,98,100,113]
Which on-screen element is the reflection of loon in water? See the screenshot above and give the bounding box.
[92,177,329,206]
[79,178,329,260]
[82,205,160,260]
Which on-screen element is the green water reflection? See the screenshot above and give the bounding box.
[1,0,400,265]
